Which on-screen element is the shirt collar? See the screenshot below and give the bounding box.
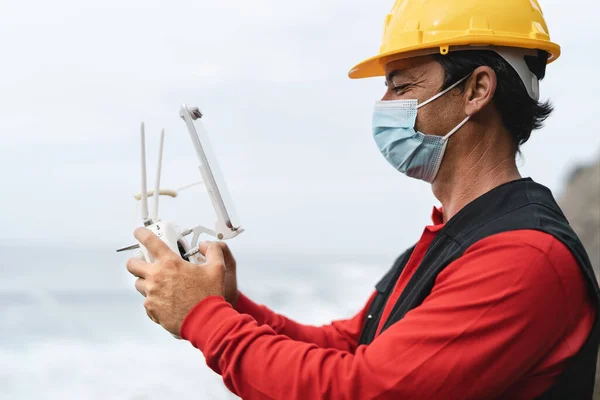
[427,206,445,232]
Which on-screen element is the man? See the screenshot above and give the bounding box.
[126,0,600,398]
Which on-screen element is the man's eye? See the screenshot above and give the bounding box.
[393,84,410,95]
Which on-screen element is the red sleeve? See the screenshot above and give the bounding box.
[180,232,594,400]
[234,291,376,352]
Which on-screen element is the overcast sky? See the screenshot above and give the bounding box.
[1,0,598,256]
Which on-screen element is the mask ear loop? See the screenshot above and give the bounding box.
[417,75,470,109]
[443,115,471,140]
[427,115,471,182]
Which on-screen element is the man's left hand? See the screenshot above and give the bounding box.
[126,227,226,336]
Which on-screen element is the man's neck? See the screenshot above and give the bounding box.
[432,133,521,223]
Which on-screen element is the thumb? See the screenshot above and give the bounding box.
[205,242,226,278]
[198,241,211,256]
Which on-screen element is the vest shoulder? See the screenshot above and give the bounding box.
[464,230,583,282]
[449,196,574,248]
[464,229,558,255]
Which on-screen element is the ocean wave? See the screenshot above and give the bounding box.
[0,339,236,400]
[0,289,138,306]
[0,255,391,398]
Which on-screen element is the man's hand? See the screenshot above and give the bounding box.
[126,228,226,336]
[198,241,239,306]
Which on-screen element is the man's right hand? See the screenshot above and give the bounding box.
[198,241,239,306]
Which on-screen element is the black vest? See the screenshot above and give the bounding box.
[358,179,600,399]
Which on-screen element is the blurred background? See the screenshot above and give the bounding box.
[0,0,598,399]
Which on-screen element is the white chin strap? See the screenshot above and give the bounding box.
[491,47,540,101]
[415,45,541,103]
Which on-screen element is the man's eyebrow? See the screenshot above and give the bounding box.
[386,69,416,82]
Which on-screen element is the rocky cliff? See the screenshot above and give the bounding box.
[558,156,600,398]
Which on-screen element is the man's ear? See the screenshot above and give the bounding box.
[464,66,497,116]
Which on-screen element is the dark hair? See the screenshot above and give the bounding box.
[433,50,553,147]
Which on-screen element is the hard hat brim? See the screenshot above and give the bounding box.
[348,36,561,79]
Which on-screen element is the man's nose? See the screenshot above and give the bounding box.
[380,90,394,101]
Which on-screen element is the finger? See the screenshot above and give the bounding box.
[206,242,225,266]
[201,241,232,260]
[198,241,211,256]
[134,278,148,297]
[205,243,226,281]
[127,257,149,279]
[218,242,236,269]
[134,227,173,260]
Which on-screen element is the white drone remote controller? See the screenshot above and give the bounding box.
[117,105,243,265]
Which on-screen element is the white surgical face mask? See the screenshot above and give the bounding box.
[372,76,470,183]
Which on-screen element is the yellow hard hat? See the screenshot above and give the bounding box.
[349,0,560,79]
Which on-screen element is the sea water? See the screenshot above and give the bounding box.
[0,244,391,399]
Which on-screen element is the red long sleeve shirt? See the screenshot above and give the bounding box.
[180,208,595,399]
